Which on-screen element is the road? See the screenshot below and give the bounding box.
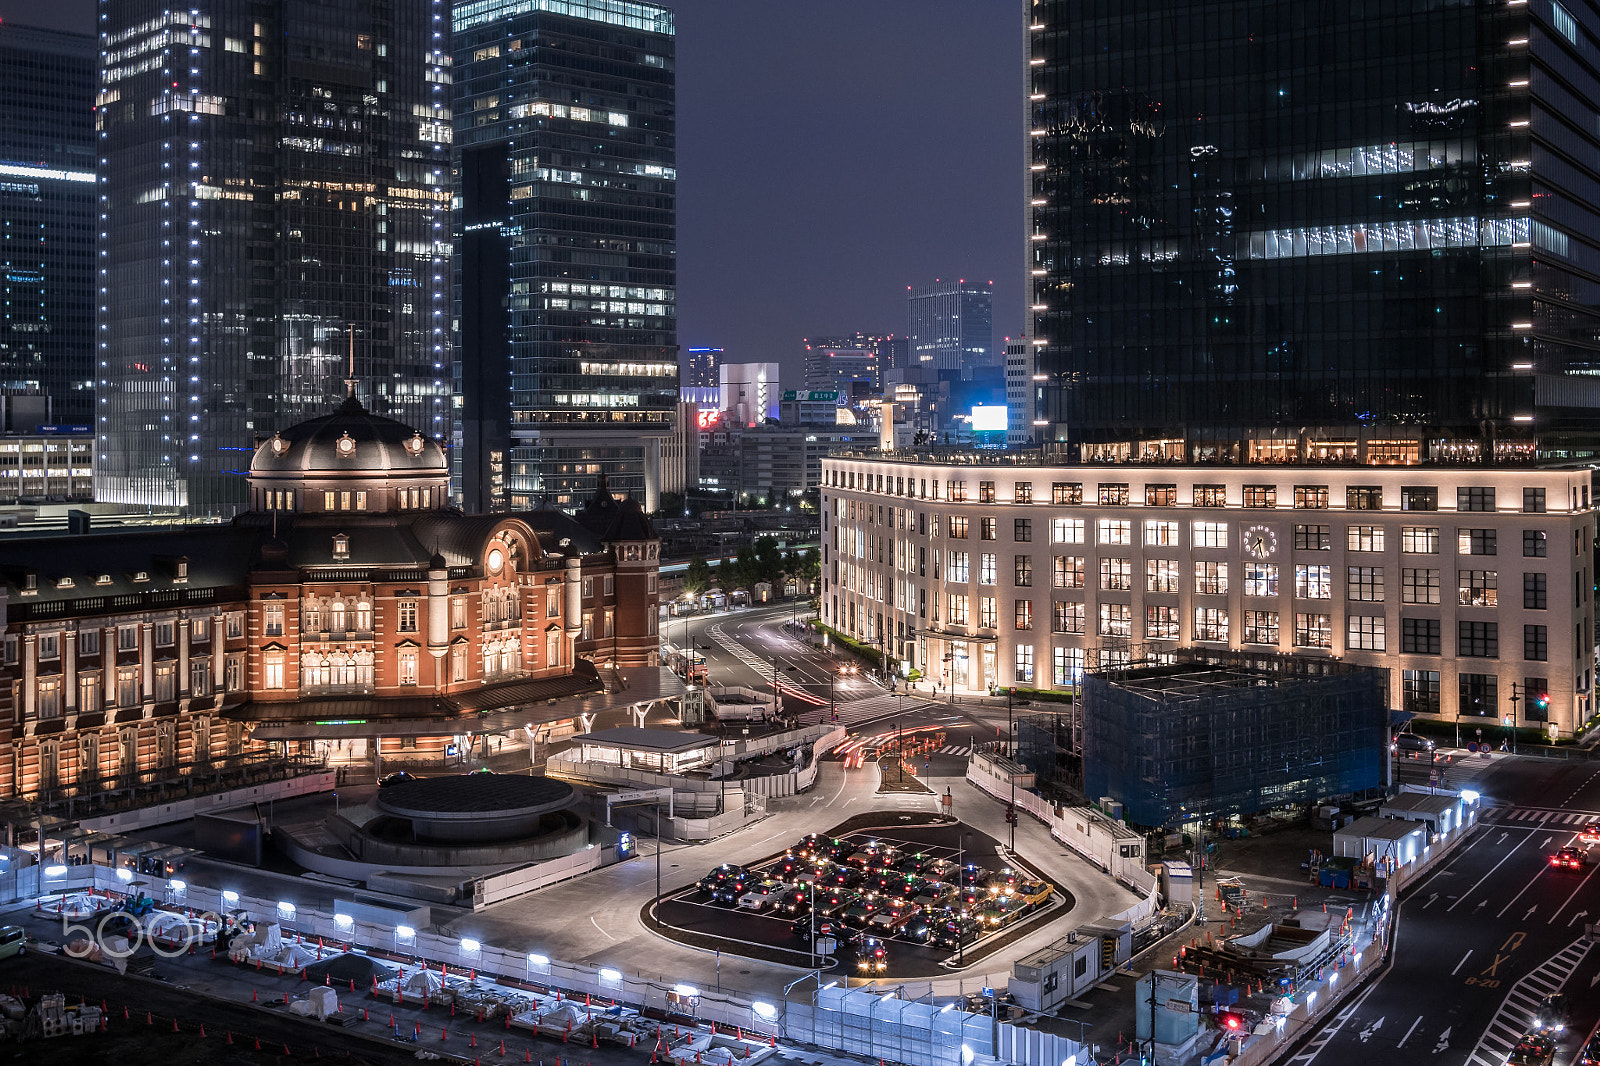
[1295,754,1600,1066]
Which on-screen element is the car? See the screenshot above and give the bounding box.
[1550,847,1587,870]
[1015,880,1053,907]
[842,902,881,928]
[793,918,857,947]
[1533,993,1569,1034]
[736,888,778,913]
[1392,732,1436,757]
[932,918,981,950]
[1578,1027,1600,1066]
[777,888,811,916]
[1579,822,1600,845]
[839,663,859,676]
[0,926,25,960]
[377,771,417,788]
[855,936,889,974]
[1507,1032,1557,1066]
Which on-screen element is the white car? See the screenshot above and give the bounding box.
[737,889,777,912]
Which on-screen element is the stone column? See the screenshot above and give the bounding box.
[22,634,36,720]
[212,613,225,689]
[103,626,116,707]
[63,627,77,713]
[140,622,154,700]
[177,619,191,695]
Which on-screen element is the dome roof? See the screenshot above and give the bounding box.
[250,395,447,479]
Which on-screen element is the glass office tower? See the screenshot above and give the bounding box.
[452,0,677,513]
[0,24,96,426]
[908,280,993,372]
[1029,0,1600,462]
[96,0,451,515]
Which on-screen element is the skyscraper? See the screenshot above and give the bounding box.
[95,0,452,515]
[453,0,677,513]
[1030,1,1600,462]
[802,340,878,397]
[907,280,992,371]
[0,24,96,427]
[684,346,722,389]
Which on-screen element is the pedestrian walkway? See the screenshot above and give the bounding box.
[1484,806,1600,825]
[934,745,971,757]
[1468,938,1593,1066]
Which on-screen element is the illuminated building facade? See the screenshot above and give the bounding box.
[1029,0,1600,460]
[907,281,993,372]
[452,0,678,514]
[0,24,97,426]
[95,0,452,515]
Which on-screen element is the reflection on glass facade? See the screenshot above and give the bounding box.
[96,0,451,515]
[0,25,96,426]
[452,0,677,513]
[1029,0,1600,460]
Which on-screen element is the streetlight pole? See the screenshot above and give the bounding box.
[1508,682,1520,756]
[654,800,663,909]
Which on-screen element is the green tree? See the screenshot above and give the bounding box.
[755,536,785,586]
[656,490,685,516]
[683,556,712,597]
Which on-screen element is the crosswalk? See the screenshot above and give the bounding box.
[935,745,972,757]
[1469,938,1593,1066]
[1488,807,1600,826]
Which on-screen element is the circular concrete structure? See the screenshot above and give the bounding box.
[376,774,577,843]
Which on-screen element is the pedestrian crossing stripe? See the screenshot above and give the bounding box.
[1493,807,1600,824]
[937,746,972,756]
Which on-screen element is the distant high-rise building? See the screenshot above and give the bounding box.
[453,0,677,513]
[96,0,451,515]
[907,280,992,372]
[720,362,778,427]
[1031,0,1600,461]
[684,347,722,389]
[802,342,878,396]
[1003,338,1034,449]
[0,24,96,427]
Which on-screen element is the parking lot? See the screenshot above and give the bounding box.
[653,820,1070,979]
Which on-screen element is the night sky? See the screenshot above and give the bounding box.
[0,0,1024,387]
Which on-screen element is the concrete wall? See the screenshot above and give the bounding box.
[77,771,336,834]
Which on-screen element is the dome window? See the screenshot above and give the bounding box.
[270,434,289,456]
[404,433,425,456]
[332,534,350,561]
[336,432,357,457]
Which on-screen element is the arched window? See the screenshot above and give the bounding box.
[546,629,561,669]
[500,641,517,674]
[355,601,372,632]
[330,601,347,634]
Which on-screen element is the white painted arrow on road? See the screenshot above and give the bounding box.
[1433,1026,1451,1054]
[1524,905,1538,920]
[1474,899,1488,912]
[1358,1017,1385,1043]
[1498,831,1510,844]
[1569,910,1589,928]
[1424,892,1439,908]
[1544,836,1555,848]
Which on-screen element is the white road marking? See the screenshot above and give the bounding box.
[1448,830,1536,911]
[1547,861,1600,924]
[1394,1015,1423,1049]
[1450,949,1473,976]
[590,915,615,941]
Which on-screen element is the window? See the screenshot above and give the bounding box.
[979,597,997,629]
[1402,670,1441,714]
[1348,615,1386,651]
[1243,611,1279,645]
[154,663,175,702]
[978,481,995,503]
[1458,487,1496,512]
[1050,517,1085,544]
[79,630,99,656]
[582,577,595,599]
[1293,524,1331,550]
[452,598,468,629]
[948,595,969,625]
[1402,618,1442,655]
[1014,600,1033,631]
[398,600,419,632]
[1194,607,1229,642]
[1243,485,1277,508]
[1053,646,1083,686]
[1013,555,1033,587]
[1402,568,1441,604]
[1401,486,1438,511]
[264,604,284,637]
[1098,483,1129,506]
[225,654,244,692]
[1523,487,1547,514]
[1458,529,1497,556]
[1347,566,1384,602]
[1458,620,1498,658]
[1101,558,1133,591]
[399,650,418,685]
[1053,601,1084,633]
[330,601,347,633]
[190,659,210,696]
[1192,521,1228,548]
[1523,530,1547,558]
[1144,520,1180,546]
[1097,520,1131,546]
[1346,486,1383,510]
[1457,570,1497,607]
[1524,625,1548,662]
[1460,673,1497,716]
[1524,676,1551,720]
[1194,561,1228,595]
[37,633,59,660]
[949,481,968,502]
[1525,573,1547,610]
[1014,482,1033,504]
[1295,564,1332,599]
[1294,613,1332,647]
[80,674,101,711]
[979,554,997,584]
[1014,518,1032,542]
[118,626,139,651]
[1051,482,1082,505]
[980,517,997,541]
[604,575,614,596]
[1147,558,1181,593]
[1053,556,1085,588]
[1245,562,1279,597]
[356,601,372,631]
[117,667,139,707]
[1146,605,1180,639]
[1145,484,1177,506]
[1294,485,1329,509]
[949,516,969,539]
[1098,603,1132,638]
[36,677,61,719]
[1347,526,1385,552]
[1194,484,1227,507]
[1402,526,1441,554]
[264,652,284,690]
[451,645,468,682]
[226,612,244,638]
[1014,645,1034,684]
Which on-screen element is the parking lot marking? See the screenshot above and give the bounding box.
[589,916,615,941]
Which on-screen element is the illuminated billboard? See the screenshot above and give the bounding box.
[970,406,1008,432]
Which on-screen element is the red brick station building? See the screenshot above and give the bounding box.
[0,394,663,802]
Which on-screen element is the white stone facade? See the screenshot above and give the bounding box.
[821,457,1597,737]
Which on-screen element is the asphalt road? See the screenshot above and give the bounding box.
[1294,753,1600,1066]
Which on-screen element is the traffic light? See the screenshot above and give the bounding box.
[1005,805,1017,825]
[1536,692,1550,714]
[1217,1011,1246,1033]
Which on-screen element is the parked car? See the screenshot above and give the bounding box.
[1507,1032,1557,1066]
[0,926,25,960]
[378,771,417,788]
[1392,732,1435,757]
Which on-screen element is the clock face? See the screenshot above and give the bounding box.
[1244,524,1277,559]
[487,547,504,573]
